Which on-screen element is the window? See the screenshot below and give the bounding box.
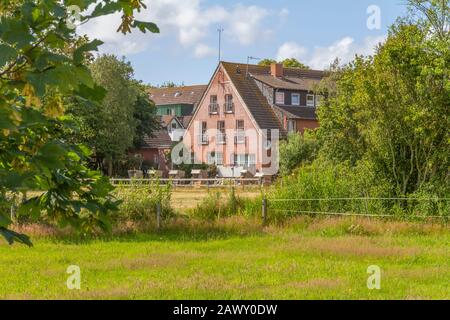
[235,120,245,144]
[292,93,300,106]
[306,94,315,107]
[209,95,219,114]
[225,94,234,113]
[287,120,296,133]
[171,122,177,129]
[207,152,223,165]
[199,121,208,145]
[216,152,223,165]
[207,152,215,165]
[233,154,256,168]
[217,121,226,144]
[316,95,322,107]
[275,92,285,104]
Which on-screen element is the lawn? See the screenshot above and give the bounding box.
[0,217,448,300]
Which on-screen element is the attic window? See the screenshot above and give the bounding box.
[236,67,241,74]
[174,92,182,97]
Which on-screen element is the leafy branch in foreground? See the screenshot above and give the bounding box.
[0,0,159,245]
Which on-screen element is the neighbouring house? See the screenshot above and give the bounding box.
[148,85,206,142]
[183,61,325,178]
[160,115,193,142]
[136,129,173,173]
[148,85,207,117]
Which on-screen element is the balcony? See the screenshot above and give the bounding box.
[209,103,219,115]
[198,134,209,145]
[217,133,227,145]
[224,102,234,113]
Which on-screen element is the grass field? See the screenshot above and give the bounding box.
[1,216,448,300]
[170,187,262,211]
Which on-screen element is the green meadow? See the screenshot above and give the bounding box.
[1,217,448,300]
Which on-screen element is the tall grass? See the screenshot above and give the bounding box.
[264,161,450,221]
[113,179,174,223]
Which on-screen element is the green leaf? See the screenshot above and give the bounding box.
[73,39,103,65]
[132,21,160,34]
[0,44,17,68]
[0,227,33,247]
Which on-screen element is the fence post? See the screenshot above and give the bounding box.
[262,196,267,226]
[156,202,161,230]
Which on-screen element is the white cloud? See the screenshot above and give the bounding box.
[226,5,269,45]
[276,35,386,69]
[277,42,307,61]
[77,0,274,57]
[194,43,216,58]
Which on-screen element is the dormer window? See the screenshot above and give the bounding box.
[306,94,315,107]
[292,93,300,106]
[275,92,285,105]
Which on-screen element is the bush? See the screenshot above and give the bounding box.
[261,160,449,221]
[279,130,319,176]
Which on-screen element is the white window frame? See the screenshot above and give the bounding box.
[287,120,296,133]
[306,94,315,107]
[275,92,285,105]
[291,93,300,106]
[216,152,223,165]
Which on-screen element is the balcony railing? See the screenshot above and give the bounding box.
[217,133,227,145]
[209,103,219,114]
[224,102,234,113]
[198,134,209,145]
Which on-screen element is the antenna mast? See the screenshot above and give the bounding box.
[246,56,261,78]
[217,27,224,62]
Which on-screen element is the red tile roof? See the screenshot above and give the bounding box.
[142,130,173,149]
[147,85,207,107]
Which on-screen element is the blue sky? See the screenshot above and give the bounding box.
[78,0,408,86]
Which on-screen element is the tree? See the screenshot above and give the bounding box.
[317,2,449,196]
[281,58,310,69]
[258,58,310,69]
[88,55,137,176]
[258,59,277,66]
[0,1,159,245]
[279,131,319,176]
[68,57,160,175]
[132,81,160,149]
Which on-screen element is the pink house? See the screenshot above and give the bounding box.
[182,61,324,177]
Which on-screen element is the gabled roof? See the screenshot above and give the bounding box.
[142,130,173,149]
[147,85,207,107]
[221,62,285,133]
[160,115,191,129]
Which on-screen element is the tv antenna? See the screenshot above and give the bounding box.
[217,27,224,62]
[246,56,261,78]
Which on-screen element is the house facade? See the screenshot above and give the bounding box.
[182,62,324,178]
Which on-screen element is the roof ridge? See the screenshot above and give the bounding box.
[220,61,324,73]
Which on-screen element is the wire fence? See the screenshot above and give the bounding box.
[262,196,450,222]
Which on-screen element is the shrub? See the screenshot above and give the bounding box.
[279,130,319,176]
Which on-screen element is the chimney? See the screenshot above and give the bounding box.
[270,63,283,78]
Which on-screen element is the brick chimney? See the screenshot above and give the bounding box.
[270,63,283,78]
